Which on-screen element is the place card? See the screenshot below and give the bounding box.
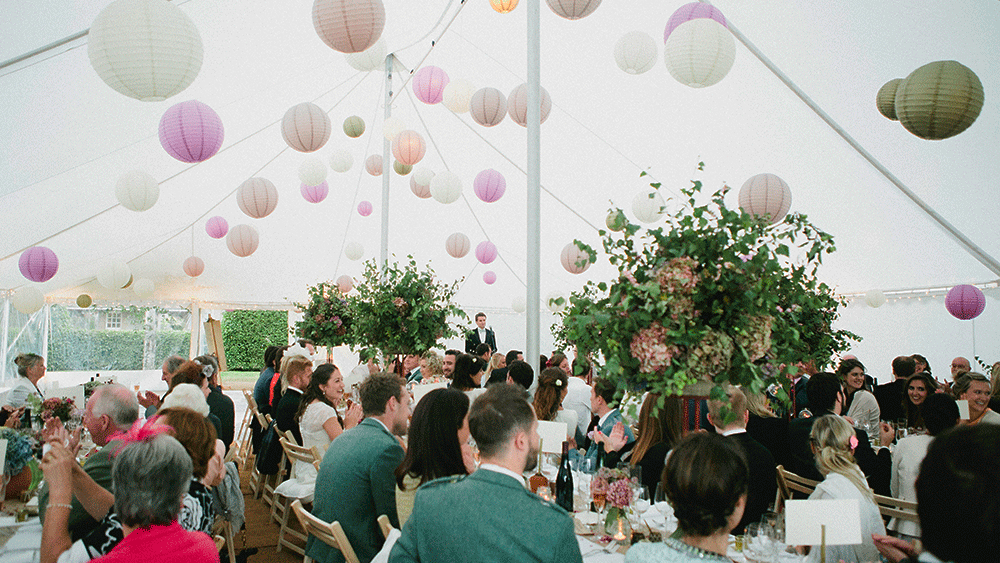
[785,499,861,546]
[537,420,568,454]
[0,438,6,473]
[410,381,447,405]
[957,399,970,419]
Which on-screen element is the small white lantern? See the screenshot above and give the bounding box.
[237,178,279,219]
[299,156,328,186]
[344,37,386,71]
[738,173,792,225]
[632,190,665,223]
[382,117,406,141]
[12,287,44,315]
[430,171,462,204]
[97,260,132,290]
[445,233,471,258]
[345,241,364,261]
[365,154,383,176]
[512,295,527,313]
[864,290,887,308]
[115,170,160,212]
[507,83,552,127]
[605,209,627,231]
[561,242,593,274]
[282,102,331,152]
[547,291,568,313]
[133,278,155,298]
[443,79,475,113]
[664,18,735,88]
[614,31,657,75]
[226,224,260,257]
[546,0,601,20]
[470,87,507,127]
[329,149,354,172]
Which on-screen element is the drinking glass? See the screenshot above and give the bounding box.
[634,486,651,513]
[744,522,778,563]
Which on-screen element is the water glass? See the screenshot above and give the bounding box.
[745,522,778,563]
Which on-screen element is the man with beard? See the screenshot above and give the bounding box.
[389,383,582,562]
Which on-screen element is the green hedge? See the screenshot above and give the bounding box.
[48,329,190,371]
[221,310,288,371]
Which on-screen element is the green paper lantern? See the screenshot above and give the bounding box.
[343,115,365,138]
[876,78,902,121]
[393,161,412,175]
[895,60,984,140]
[77,294,93,308]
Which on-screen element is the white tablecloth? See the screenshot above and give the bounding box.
[0,515,42,563]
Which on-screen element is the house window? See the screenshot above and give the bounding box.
[106,310,122,330]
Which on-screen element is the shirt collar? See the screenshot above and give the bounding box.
[598,408,617,428]
[722,428,747,437]
[479,464,527,488]
[288,386,303,394]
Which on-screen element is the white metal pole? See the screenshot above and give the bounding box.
[189,302,202,359]
[42,303,50,363]
[380,54,394,272]
[526,0,542,376]
[1,297,9,383]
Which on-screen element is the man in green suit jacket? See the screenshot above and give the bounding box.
[389,383,583,563]
[307,373,410,563]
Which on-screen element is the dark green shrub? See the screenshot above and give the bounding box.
[221,310,288,371]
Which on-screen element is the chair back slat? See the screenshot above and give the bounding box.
[278,437,322,466]
[873,493,919,524]
[775,465,820,512]
[291,500,361,563]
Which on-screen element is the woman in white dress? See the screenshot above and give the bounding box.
[837,358,880,443]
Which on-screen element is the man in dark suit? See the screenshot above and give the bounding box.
[486,350,521,386]
[274,356,313,447]
[874,356,915,422]
[464,312,497,355]
[308,373,410,563]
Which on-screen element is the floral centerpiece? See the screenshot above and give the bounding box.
[295,281,355,348]
[592,467,634,539]
[557,165,857,409]
[26,396,82,429]
[0,428,36,478]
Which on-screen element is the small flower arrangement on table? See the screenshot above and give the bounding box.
[26,396,82,430]
[592,467,634,540]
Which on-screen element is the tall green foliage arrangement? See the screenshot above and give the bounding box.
[221,310,288,371]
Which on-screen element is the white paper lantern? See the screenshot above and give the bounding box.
[226,224,260,257]
[12,287,44,315]
[336,274,354,293]
[97,260,132,290]
[511,295,527,313]
[507,83,552,127]
[237,178,279,219]
[329,149,354,172]
[299,156,328,186]
[344,241,364,261]
[561,242,593,274]
[864,290,886,308]
[392,130,426,166]
[382,117,406,141]
[470,87,507,127]
[115,170,160,212]
[445,233,471,258]
[430,171,462,204]
[614,31,657,74]
[413,167,435,187]
[365,154,383,176]
[133,278,155,298]
[282,102,331,152]
[546,0,601,20]
[410,176,432,199]
[344,37,386,71]
[664,18,735,88]
[443,79,475,113]
[312,0,386,54]
[632,190,665,223]
[547,291,568,313]
[87,0,203,101]
[738,173,791,225]
[183,256,205,277]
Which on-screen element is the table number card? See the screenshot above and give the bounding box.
[956,399,971,419]
[785,499,862,546]
[536,420,569,454]
[410,382,447,405]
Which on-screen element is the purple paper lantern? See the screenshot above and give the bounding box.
[301,181,329,204]
[476,241,498,264]
[473,169,506,203]
[483,271,497,285]
[945,284,986,320]
[358,201,373,216]
[158,100,224,163]
[664,2,727,42]
[19,246,58,282]
[412,66,450,104]
[206,216,229,239]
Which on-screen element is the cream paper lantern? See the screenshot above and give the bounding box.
[546,0,601,20]
[443,79,475,113]
[614,31,657,75]
[445,233,471,258]
[392,130,426,166]
[183,256,205,277]
[410,176,431,199]
[87,0,203,101]
[299,156,328,186]
[561,242,593,274]
[413,167,435,187]
[394,161,412,175]
[344,38,386,71]
[336,274,354,293]
[507,84,552,127]
[133,278,155,298]
[877,78,902,121]
[382,117,406,141]
[226,224,259,257]
[312,0,386,53]
[664,18,735,88]
[237,178,279,219]
[470,87,507,127]
[97,260,132,290]
[77,294,93,308]
[344,241,364,261]
[632,190,665,223]
[12,287,44,315]
[330,149,354,172]
[738,173,791,225]
[864,290,886,308]
[605,209,627,232]
[547,292,568,313]
[365,154,383,176]
[343,115,366,138]
[511,295,527,313]
[115,170,160,212]
[894,60,985,140]
[282,102,331,152]
[430,171,462,204]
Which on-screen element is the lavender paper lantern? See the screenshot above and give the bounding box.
[358,201,373,216]
[410,176,432,199]
[281,102,331,152]
[226,224,259,257]
[413,66,450,104]
[483,271,497,285]
[301,181,329,204]
[664,19,735,88]
[336,274,353,293]
[445,233,470,258]
[560,242,592,274]
[206,216,228,239]
[546,0,601,20]
[664,2,727,41]
[507,83,552,127]
[159,100,224,162]
[365,154,383,176]
[183,256,205,277]
[312,0,386,53]
[738,173,791,225]
[19,246,59,283]
[476,241,498,264]
[237,177,279,219]
[473,169,506,203]
[392,130,426,166]
[945,285,986,320]
[470,87,507,127]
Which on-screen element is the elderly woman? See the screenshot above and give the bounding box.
[5,352,46,407]
[194,354,235,451]
[837,358,880,443]
[953,372,1000,426]
[162,361,225,448]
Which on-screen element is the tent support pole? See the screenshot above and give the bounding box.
[189,302,201,359]
[1,298,9,382]
[42,303,50,365]
[525,0,541,376]
[380,54,394,273]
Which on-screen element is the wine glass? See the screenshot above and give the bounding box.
[634,485,651,513]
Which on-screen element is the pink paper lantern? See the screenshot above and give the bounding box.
[945,284,986,320]
[473,169,506,203]
[470,87,507,127]
[237,177,279,219]
[392,130,426,166]
[410,176,432,199]
[560,242,592,274]
[445,233,470,258]
[336,274,354,293]
[358,201,373,216]
[476,241,498,264]
[159,100,224,163]
[206,216,229,239]
[664,2,727,41]
[365,154,383,176]
[183,256,205,277]
[301,181,329,204]
[281,102,331,152]
[312,0,386,54]
[19,246,58,282]
[507,83,552,127]
[412,66,450,104]
[226,224,260,258]
[483,271,497,285]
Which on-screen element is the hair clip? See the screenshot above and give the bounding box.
[848,434,859,451]
[554,379,563,387]
[109,416,172,455]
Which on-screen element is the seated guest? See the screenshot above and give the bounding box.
[952,372,1000,425]
[308,374,410,563]
[901,371,937,430]
[874,356,915,423]
[138,355,185,417]
[603,392,682,496]
[162,361,224,442]
[394,388,475,524]
[584,377,635,464]
[625,433,748,562]
[441,349,460,380]
[547,353,571,374]
[803,416,884,563]
[745,389,790,468]
[389,384,582,562]
[505,360,534,391]
[274,353,313,446]
[485,352,505,380]
[417,351,443,383]
[532,368,578,445]
[450,354,488,401]
[485,349,520,386]
[252,345,280,417]
[563,357,592,439]
[5,352,46,407]
[194,354,235,451]
[837,358,880,443]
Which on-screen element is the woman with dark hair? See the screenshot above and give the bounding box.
[451,354,488,400]
[625,433,747,562]
[837,358,880,443]
[604,393,683,495]
[547,353,570,374]
[901,371,937,430]
[194,354,234,451]
[532,368,577,445]
[394,387,475,524]
[910,354,930,377]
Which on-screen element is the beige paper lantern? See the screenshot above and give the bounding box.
[344,241,364,261]
[227,224,260,257]
[394,161,412,175]
[490,0,519,13]
[133,278,155,298]
[738,173,791,225]
[410,175,432,199]
[237,178,279,219]
[282,102,331,152]
[864,290,886,308]
[413,167,435,187]
[470,87,507,127]
[430,171,462,204]
[183,256,205,277]
[445,233,471,258]
[507,83,552,127]
[344,37,386,71]
[443,79,475,113]
[561,242,593,274]
[87,0,203,101]
[392,130,426,166]
[76,294,93,308]
[511,295,527,313]
[312,0,386,53]
[382,117,406,141]
[96,260,132,290]
[632,190,665,223]
[876,78,902,121]
[365,154,383,176]
[330,149,354,172]
[12,287,44,315]
[614,31,657,75]
[546,291,568,313]
[664,18,735,88]
[894,60,984,140]
[299,156,328,186]
[336,274,354,293]
[343,115,365,138]
[546,0,601,20]
[115,170,160,212]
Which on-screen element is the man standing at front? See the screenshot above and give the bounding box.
[389,384,582,562]
[464,312,497,355]
[307,373,410,563]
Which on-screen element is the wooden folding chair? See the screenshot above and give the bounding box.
[260,426,291,509]
[377,514,395,540]
[213,535,226,552]
[213,514,237,563]
[232,390,255,463]
[248,408,271,498]
[291,499,361,563]
[272,437,323,555]
[774,465,820,512]
[874,493,919,525]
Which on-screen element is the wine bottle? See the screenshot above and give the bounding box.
[555,441,574,511]
[528,439,549,494]
[596,441,605,470]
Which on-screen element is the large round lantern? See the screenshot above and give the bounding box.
[512,295,526,313]
[410,176,432,199]
[365,154,383,176]
[330,149,354,172]
[445,233,470,258]
[473,169,506,203]
[282,102,331,152]
[345,38,386,71]
[97,260,132,290]
[443,79,475,113]
[227,224,259,257]
[183,256,205,277]
[344,241,364,261]
[122,275,134,289]
[476,241,498,264]
[336,274,354,293]
[382,117,406,141]
[876,79,902,121]
[116,170,159,212]
[483,271,497,285]
[491,0,518,13]
[77,294,93,308]
[301,181,329,204]
[632,190,665,223]
[664,2,727,41]
[159,100,223,162]
[605,209,627,232]
[547,291,568,313]
[664,18,735,88]
[864,290,886,308]
[312,0,386,53]
[546,0,601,20]
[738,173,791,225]
[12,287,44,315]
[237,178,279,219]
[470,87,507,127]
[299,156,328,186]
[392,130,426,166]
[343,115,365,138]
[19,246,59,283]
[614,32,657,75]
[430,171,462,204]
[358,201,373,216]
[87,0,203,101]
[206,216,228,239]
[895,60,984,140]
[945,284,986,320]
[560,242,592,274]
[413,167,435,187]
[413,66,450,105]
[133,278,155,298]
[393,161,412,175]
[507,83,552,127]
